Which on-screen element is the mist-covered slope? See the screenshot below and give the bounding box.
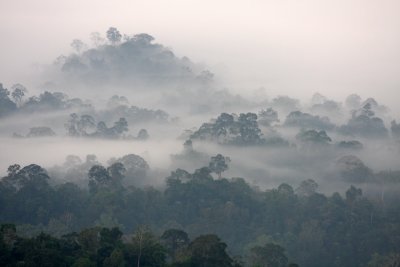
[48,28,214,89]
[1,25,400,267]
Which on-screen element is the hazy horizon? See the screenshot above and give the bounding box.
[1,0,400,114]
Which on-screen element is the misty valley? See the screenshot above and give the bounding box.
[1,28,400,267]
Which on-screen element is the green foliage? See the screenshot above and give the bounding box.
[284,111,334,130]
[191,112,265,145]
[258,108,279,127]
[161,229,189,262]
[188,234,234,267]
[249,243,288,267]
[296,129,332,145]
[340,103,388,138]
[0,83,17,117]
[209,154,231,178]
[1,163,400,267]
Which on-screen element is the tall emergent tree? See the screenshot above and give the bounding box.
[106,27,122,45]
[209,154,231,178]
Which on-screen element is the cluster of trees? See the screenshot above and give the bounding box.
[13,126,56,138]
[1,156,400,267]
[11,114,148,140]
[1,224,265,267]
[1,83,171,139]
[340,103,389,138]
[0,84,92,118]
[65,113,129,139]
[283,111,335,130]
[189,95,400,150]
[103,95,170,124]
[258,94,400,147]
[295,129,332,146]
[189,111,357,149]
[280,101,393,141]
[257,108,279,127]
[0,83,19,117]
[335,155,374,183]
[50,154,150,188]
[310,93,342,115]
[190,113,266,146]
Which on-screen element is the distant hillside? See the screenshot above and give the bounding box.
[52,28,214,87]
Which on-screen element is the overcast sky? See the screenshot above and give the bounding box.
[1,0,400,112]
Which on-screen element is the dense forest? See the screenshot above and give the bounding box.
[1,157,400,266]
[1,27,400,267]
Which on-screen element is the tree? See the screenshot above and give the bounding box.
[0,83,17,117]
[71,39,86,53]
[336,155,373,183]
[109,154,150,186]
[90,32,105,47]
[7,164,20,177]
[0,224,17,247]
[192,167,213,181]
[78,227,102,254]
[209,154,231,178]
[112,118,128,136]
[345,185,362,205]
[65,113,80,136]
[78,115,96,136]
[88,165,112,193]
[191,112,264,145]
[134,33,155,44]
[166,168,191,187]
[237,113,263,145]
[17,164,50,190]
[100,227,123,246]
[189,234,234,267]
[27,126,56,137]
[340,104,388,138]
[161,229,190,261]
[106,27,122,44]
[103,249,125,267]
[10,83,27,106]
[271,96,300,111]
[128,226,166,267]
[96,121,108,136]
[258,108,279,127]
[137,129,149,140]
[296,179,318,197]
[107,95,129,108]
[337,140,363,150]
[249,243,288,267]
[296,129,332,145]
[284,111,334,130]
[107,163,126,184]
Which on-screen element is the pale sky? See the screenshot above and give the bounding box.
[1,0,400,112]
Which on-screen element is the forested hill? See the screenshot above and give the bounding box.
[50,28,214,87]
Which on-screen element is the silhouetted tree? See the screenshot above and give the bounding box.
[209,154,231,178]
[106,27,122,44]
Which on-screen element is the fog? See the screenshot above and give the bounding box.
[1,0,400,193]
[2,3,400,266]
[1,87,399,196]
[1,0,400,112]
